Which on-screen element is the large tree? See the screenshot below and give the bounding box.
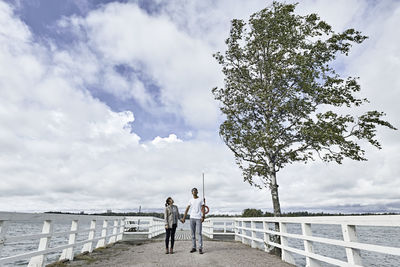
[213,2,396,217]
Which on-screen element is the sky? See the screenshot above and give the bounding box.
[0,0,399,214]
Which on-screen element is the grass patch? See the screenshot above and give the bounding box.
[73,254,96,264]
[46,260,69,267]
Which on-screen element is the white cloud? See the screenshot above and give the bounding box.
[0,1,31,41]
[0,0,399,214]
[151,134,182,147]
[0,0,267,213]
[152,0,400,213]
[295,0,367,31]
[58,2,221,129]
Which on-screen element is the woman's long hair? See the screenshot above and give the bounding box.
[165,197,172,207]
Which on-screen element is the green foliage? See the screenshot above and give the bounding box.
[242,208,264,217]
[264,211,274,217]
[207,214,238,217]
[212,2,396,213]
[244,210,399,217]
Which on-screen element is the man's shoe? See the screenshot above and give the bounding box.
[199,249,203,254]
[190,248,196,253]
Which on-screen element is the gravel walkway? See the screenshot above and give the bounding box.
[61,240,294,267]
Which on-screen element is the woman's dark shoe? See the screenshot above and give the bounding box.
[170,248,174,254]
[190,248,196,253]
[165,249,169,254]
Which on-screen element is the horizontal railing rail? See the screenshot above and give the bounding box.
[0,212,125,267]
[204,215,400,267]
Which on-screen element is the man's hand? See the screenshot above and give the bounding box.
[165,225,168,229]
[201,217,204,223]
[182,205,190,224]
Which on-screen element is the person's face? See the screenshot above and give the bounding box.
[168,198,174,205]
[192,189,198,196]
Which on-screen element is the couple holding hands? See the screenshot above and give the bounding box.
[164,188,205,254]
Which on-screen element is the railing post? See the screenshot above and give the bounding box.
[342,224,362,265]
[263,221,270,252]
[117,219,124,241]
[223,221,227,233]
[155,219,159,237]
[241,221,245,243]
[96,220,108,248]
[154,219,157,237]
[0,220,9,255]
[279,222,296,265]
[148,218,153,239]
[28,220,53,267]
[154,219,158,237]
[60,220,79,261]
[203,219,208,237]
[302,223,321,267]
[234,220,240,242]
[251,221,257,248]
[156,219,159,236]
[108,220,118,244]
[82,220,96,253]
[210,219,214,239]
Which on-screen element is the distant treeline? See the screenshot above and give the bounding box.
[93,212,165,218]
[45,211,187,219]
[240,208,400,217]
[45,209,399,218]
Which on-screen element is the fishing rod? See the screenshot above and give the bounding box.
[202,172,210,215]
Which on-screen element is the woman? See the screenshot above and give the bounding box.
[164,197,181,254]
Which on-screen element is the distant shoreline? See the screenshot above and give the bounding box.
[43,210,400,218]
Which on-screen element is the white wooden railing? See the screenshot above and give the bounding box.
[204,215,400,267]
[0,212,125,267]
[0,213,166,267]
[124,216,164,238]
[202,217,235,239]
[4,213,399,266]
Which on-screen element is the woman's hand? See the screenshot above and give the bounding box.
[165,225,168,229]
[180,218,185,224]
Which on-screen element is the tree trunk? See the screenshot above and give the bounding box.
[269,170,282,257]
[270,171,281,216]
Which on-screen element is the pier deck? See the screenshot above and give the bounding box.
[63,231,293,267]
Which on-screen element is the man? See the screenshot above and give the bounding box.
[182,187,205,254]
